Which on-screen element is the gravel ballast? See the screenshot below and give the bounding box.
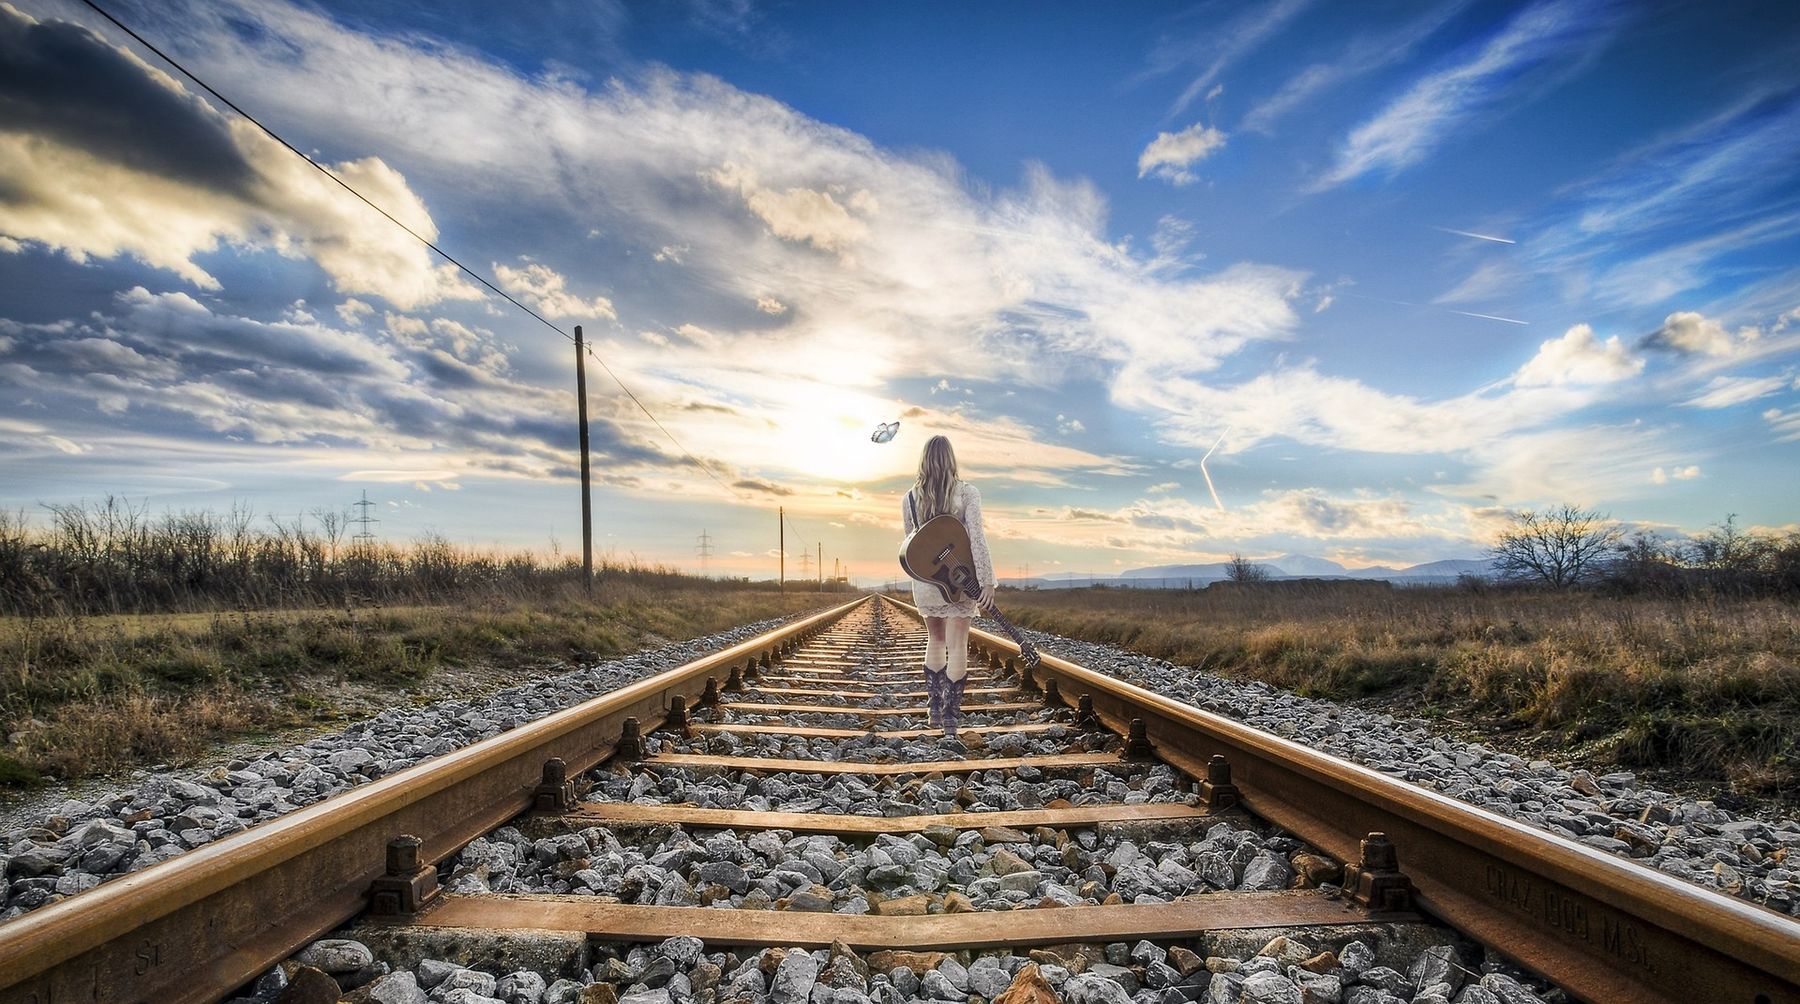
[991,623,1800,916]
[238,931,1565,1004]
[0,613,816,921]
[441,817,1325,909]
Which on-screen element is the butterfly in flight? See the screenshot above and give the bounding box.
[870,421,900,444]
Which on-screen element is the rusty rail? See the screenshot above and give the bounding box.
[0,595,869,1004]
[883,597,1800,1004]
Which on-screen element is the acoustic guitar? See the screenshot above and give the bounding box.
[898,514,1041,667]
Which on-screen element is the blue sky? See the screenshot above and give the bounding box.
[2,0,1798,581]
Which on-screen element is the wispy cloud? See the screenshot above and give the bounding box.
[1441,88,1800,312]
[1683,373,1790,409]
[1241,1,1473,134]
[1142,0,1316,117]
[1313,0,1617,190]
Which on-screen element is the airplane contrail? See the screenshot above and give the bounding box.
[1447,308,1529,325]
[1344,291,1527,326]
[1433,226,1516,245]
[1199,430,1228,511]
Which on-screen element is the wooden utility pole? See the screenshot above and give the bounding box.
[575,325,593,594]
[817,542,822,591]
[778,507,785,592]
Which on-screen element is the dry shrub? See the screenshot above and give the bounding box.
[14,689,271,779]
[0,586,835,784]
[1004,584,1800,797]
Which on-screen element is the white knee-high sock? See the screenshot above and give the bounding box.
[926,634,946,672]
[946,634,969,681]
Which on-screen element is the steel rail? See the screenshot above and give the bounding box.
[0,595,870,1004]
[885,597,1800,1004]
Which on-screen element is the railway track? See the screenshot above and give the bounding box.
[0,594,1794,1004]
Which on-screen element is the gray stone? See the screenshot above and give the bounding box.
[419,960,461,988]
[1337,943,1375,977]
[1130,941,1166,968]
[1237,852,1294,892]
[362,972,429,1004]
[440,969,501,996]
[1063,972,1135,1004]
[1088,964,1139,994]
[1206,972,1244,1004]
[773,949,821,1004]
[969,965,1011,999]
[1406,947,1460,993]
[1474,975,1545,1004]
[920,971,962,1001]
[658,936,706,967]
[699,861,749,894]
[998,869,1043,894]
[295,938,373,974]
[620,989,672,1004]
[1239,972,1301,1004]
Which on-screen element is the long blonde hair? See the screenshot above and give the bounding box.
[914,435,959,520]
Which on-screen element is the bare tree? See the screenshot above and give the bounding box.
[1489,505,1621,589]
[1225,552,1269,582]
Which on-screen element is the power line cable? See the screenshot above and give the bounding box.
[75,0,745,503]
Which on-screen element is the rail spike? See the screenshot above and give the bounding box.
[368,834,440,917]
[1199,754,1241,810]
[1342,831,1415,912]
[1076,693,1099,729]
[1124,718,1155,760]
[615,716,647,761]
[531,757,577,814]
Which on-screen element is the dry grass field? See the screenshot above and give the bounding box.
[997,583,1800,809]
[0,583,833,784]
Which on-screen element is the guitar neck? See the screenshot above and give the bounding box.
[982,603,1031,649]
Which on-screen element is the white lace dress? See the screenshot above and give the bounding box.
[901,480,996,618]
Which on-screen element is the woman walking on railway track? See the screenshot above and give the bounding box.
[900,434,996,737]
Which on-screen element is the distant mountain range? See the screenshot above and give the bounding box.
[1011,554,1496,589]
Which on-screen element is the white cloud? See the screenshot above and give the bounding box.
[1650,465,1699,484]
[492,260,616,321]
[0,5,480,309]
[755,295,788,315]
[3,0,1696,534]
[654,244,689,264]
[707,162,874,254]
[1137,123,1227,186]
[1514,324,1642,387]
[1644,310,1741,356]
[336,298,375,325]
[1315,0,1612,189]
